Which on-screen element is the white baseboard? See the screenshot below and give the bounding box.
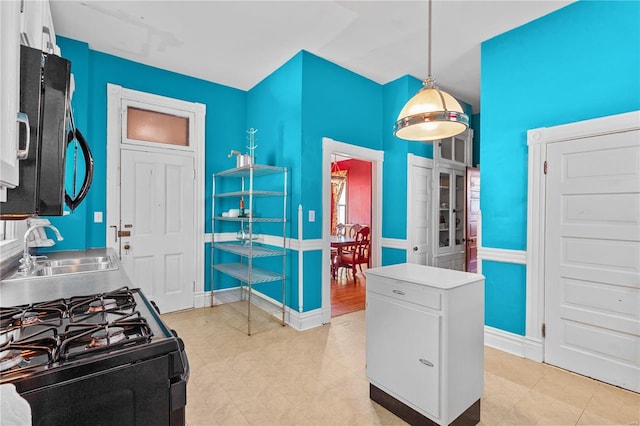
[484,325,543,361]
[193,291,211,308]
[287,307,324,331]
[206,287,323,331]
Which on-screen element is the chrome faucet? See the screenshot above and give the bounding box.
[19,224,64,272]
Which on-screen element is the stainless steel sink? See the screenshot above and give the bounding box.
[33,262,115,276]
[3,255,118,280]
[42,256,111,268]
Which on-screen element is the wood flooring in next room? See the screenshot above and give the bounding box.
[331,265,367,317]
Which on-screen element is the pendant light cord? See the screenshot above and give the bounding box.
[427,0,432,79]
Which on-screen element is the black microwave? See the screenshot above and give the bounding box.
[0,45,92,219]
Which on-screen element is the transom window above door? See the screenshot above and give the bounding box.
[122,100,195,152]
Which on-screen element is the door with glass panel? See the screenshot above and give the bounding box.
[436,169,465,255]
[119,100,196,313]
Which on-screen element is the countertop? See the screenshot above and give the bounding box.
[0,248,132,306]
[365,263,484,289]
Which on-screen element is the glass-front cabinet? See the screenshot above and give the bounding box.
[433,127,472,271]
[437,168,465,256]
[436,129,472,166]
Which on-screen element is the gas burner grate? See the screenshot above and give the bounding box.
[0,327,59,376]
[68,287,136,321]
[0,301,66,345]
[0,299,67,328]
[59,311,153,360]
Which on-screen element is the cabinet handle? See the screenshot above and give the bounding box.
[392,289,405,296]
[16,112,30,160]
[42,26,54,53]
[412,246,418,251]
[419,358,434,367]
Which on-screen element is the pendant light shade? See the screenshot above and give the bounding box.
[394,78,469,141]
[394,0,469,142]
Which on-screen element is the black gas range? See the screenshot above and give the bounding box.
[0,286,188,425]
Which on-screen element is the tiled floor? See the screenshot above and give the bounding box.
[162,303,640,426]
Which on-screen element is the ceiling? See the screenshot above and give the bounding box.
[50,0,573,112]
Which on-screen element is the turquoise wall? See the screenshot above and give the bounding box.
[47,37,247,294]
[47,35,477,312]
[246,52,303,237]
[480,1,640,335]
[301,51,383,239]
[483,261,526,334]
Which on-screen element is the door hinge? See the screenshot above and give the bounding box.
[193,281,196,291]
[543,161,548,175]
[542,323,546,338]
[193,169,196,180]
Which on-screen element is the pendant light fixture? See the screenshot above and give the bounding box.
[394,0,469,142]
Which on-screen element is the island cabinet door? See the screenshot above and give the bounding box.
[366,292,441,420]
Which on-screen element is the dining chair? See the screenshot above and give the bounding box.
[348,223,362,239]
[337,226,370,279]
[331,223,346,278]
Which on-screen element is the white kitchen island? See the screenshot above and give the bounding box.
[365,263,484,426]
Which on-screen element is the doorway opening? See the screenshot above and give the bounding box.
[321,137,383,324]
[330,154,372,317]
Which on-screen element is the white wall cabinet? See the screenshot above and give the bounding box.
[20,0,58,53]
[0,0,59,201]
[366,263,484,425]
[430,128,473,270]
[435,128,473,166]
[0,1,24,200]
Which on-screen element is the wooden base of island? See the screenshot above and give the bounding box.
[370,384,480,426]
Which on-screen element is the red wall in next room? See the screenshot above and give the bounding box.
[341,159,371,227]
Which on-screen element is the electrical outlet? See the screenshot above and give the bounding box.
[94,211,103,223]
[308,210,315,222]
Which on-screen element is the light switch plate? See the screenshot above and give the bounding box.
[94,211,103,223]
[308,210,315,222]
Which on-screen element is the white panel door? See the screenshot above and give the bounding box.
[545,129,640,392]
[408,163,432,265]
[121,149,195,313]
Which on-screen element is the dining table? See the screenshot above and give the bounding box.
[330,235,356,278]
[330,235,356,250]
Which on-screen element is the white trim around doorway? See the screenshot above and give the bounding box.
[526,110,640,363]
[106,84,206,308]
[321,137,384,324]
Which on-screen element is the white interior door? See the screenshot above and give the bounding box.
[544,129,640,392]
[407,157,433,265]
[120,149,195,313]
